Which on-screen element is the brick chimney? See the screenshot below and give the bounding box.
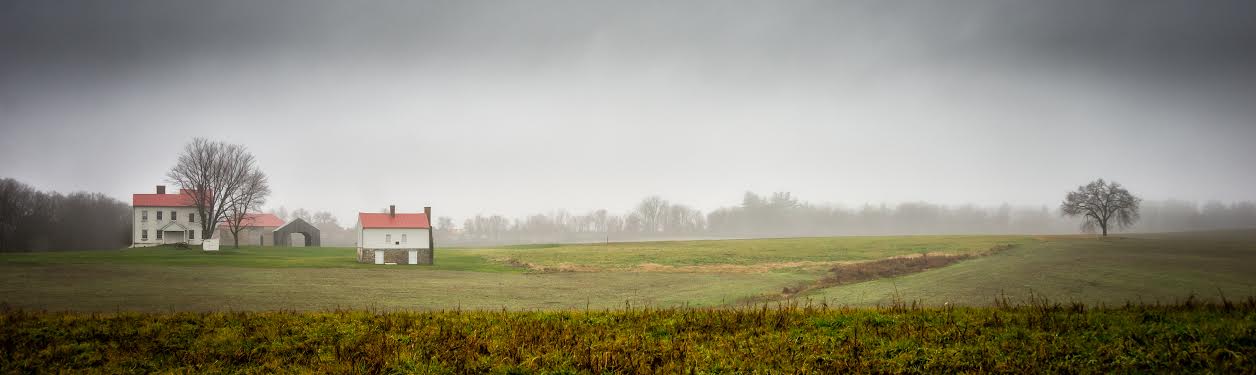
[425,206,434,255]
[156,185,166,194]
[389,205,395,217]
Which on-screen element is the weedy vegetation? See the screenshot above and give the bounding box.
[2,299,1254,373]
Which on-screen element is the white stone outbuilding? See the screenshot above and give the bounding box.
[356,205,433,265]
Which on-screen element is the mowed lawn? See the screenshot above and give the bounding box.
[0,246,518,272]
[1,231,1254,311]
[811,230,1256,306]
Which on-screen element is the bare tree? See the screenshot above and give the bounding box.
[0,178,44,251]
[269,206,289,221]
[221,170,271,248]
[435,216,455,241]
[1060,179,1141,236]
[167,138,269,242]
[311,211,338,227]
[291,208,312,221]
[635,196,667,233]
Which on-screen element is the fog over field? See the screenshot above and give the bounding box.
[3,0,1255,228]
[5,4,1256,372]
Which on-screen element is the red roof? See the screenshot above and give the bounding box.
[133,190,197,207]
[219,213,285,229]
[359,212,430,229]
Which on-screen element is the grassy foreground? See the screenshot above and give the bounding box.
[3,301,1254,373]
[1,231,1253,310]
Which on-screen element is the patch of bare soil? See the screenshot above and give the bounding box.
[747,243,1019,303]
[501,258,852,274]
[499,258,597,273]
[631,261,853,273]
[501,243,1018,276]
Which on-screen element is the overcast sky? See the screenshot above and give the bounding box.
[2,0,1255,224]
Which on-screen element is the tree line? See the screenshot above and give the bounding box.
[438,191,1256,246]
[5,172,1256,251]
[0,178,131,252]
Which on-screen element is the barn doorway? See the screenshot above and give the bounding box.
[289,232,309,247]
[272,218,321,247]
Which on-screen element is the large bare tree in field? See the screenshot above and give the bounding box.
[1060,179,1141,236]
[222,170,271,248]
[167,138,270,243]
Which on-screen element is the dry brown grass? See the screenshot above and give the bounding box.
[500,257,599,272]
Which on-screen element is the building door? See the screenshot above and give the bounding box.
[164,230,184,244]
[374,250,384,265]
[408,250,417,265]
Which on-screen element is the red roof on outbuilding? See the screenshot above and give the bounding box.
[133,190,197,207]
[219,213,285,229]
[359,212,430,229]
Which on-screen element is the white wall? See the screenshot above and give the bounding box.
[132,206,214,245]
[359,228,430,249]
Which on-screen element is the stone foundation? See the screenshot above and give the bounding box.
[356,248,433,265]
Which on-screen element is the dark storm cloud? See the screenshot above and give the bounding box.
[5,0,1256,72]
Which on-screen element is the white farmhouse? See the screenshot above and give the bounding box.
[356,205,434,265]
[132,185,211,246]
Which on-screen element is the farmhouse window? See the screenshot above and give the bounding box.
[386,234,392,244]
[157,211,163,220]
[156,231,163,240]
[189,230,195,240]
[142,210,148,221]
[402,234,407,243]
[142,230,148,240]
[171,211,177,221]
[189,213,195,222]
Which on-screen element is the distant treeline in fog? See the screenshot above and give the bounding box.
[0,178,131,252]
[5,176,1256,251]
[437,192,1256,246]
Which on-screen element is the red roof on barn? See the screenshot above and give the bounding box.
[359,212,430,229]
[219,213,285,229]
[133,190,197,207]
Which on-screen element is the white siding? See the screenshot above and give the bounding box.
[360,228,430,249]
[132,205,215,246]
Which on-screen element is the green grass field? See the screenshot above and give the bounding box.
[1,231,1254,311]
[812,231,1256,306]
[0,246,518,272]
